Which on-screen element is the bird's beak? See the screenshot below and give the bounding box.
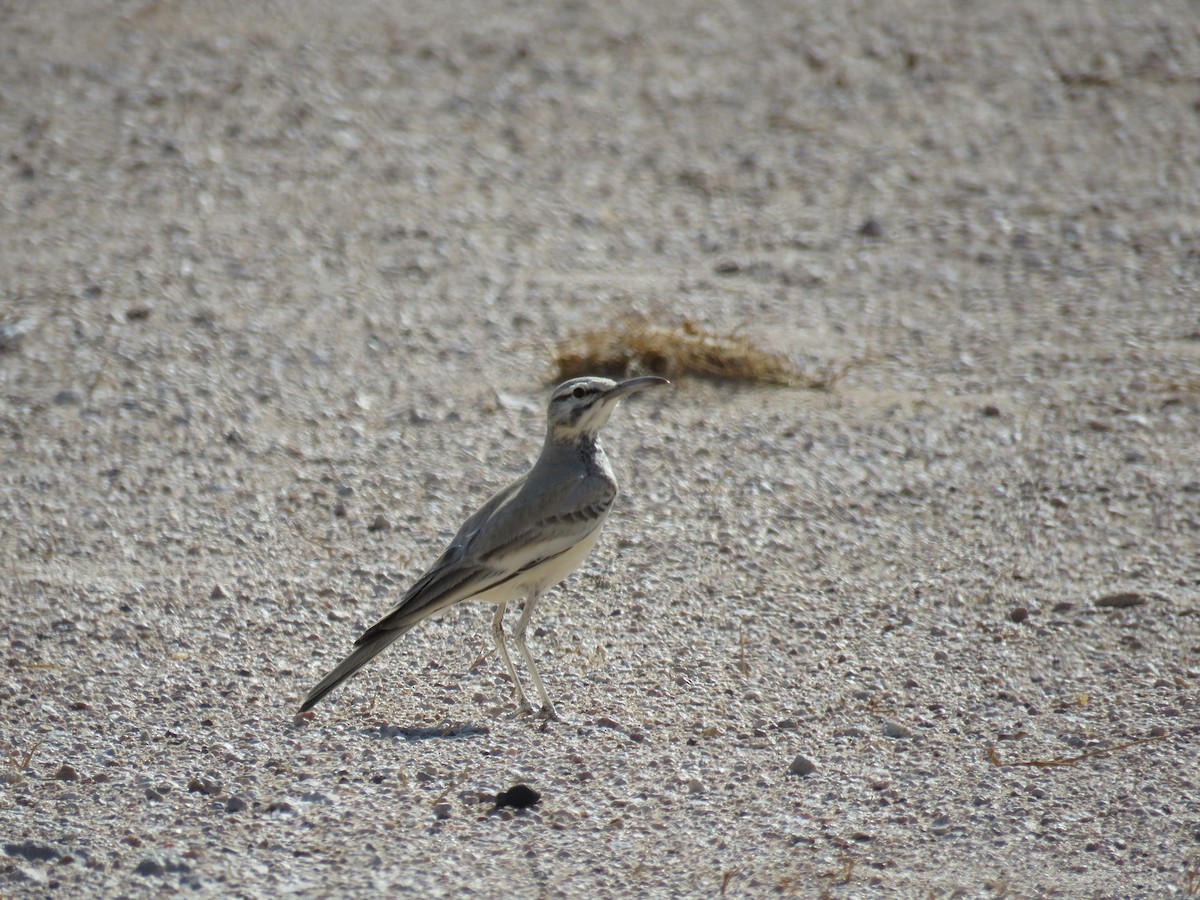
[609,375,670,401]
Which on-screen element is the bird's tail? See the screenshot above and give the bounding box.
[298,626,410,713]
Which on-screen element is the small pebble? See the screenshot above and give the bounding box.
[930,815,954,835]
[433,802,452,820]
[493,784,540,810]
[858,217,884,238]
[134,858,166,877]
[368,514,392,532]
[1009,606,1029,623]
[53,764,80,781]
[788,754,816,776]
[225,795,249,813]
[210,585,227,600]
[883,721,913,739]
[1095,591,1145,608]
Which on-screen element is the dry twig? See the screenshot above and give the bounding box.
[986,734,1167,769]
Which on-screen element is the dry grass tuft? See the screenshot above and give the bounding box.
[553,315,834,388]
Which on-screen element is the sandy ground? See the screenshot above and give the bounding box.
[2,0,1199,896]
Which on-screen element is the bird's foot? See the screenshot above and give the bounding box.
[510,699,535,718]
[535,703,564,723]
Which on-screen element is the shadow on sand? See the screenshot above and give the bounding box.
[365,722,490,741]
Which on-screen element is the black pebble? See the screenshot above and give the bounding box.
[858,217,884,238]
[493,784,540,810]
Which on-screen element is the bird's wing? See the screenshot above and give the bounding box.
[355,467,615,643]
[300,469,614,712]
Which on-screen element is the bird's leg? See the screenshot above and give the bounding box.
[491,601,531,714]
[514,590,561,721]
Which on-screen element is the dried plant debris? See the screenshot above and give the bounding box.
[553,315,833,388]
[986,734,1167,769]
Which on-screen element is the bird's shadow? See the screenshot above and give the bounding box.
[365,722,490,741]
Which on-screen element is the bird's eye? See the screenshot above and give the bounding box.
[572,386,588,399]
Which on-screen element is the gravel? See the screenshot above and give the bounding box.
[2,0,1199,896]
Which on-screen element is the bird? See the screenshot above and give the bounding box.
[298,374,669,719]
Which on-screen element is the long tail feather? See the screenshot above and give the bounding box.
[298,627,409,712]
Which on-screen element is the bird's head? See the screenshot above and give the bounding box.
[546,375,669,441]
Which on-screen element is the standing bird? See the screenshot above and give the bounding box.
[299,375,669,719]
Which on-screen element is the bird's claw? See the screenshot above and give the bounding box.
[510,700,535,718]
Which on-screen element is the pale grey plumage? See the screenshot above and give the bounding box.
[299,375,668,717]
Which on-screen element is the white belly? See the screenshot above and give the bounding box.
[477,510,610,605]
